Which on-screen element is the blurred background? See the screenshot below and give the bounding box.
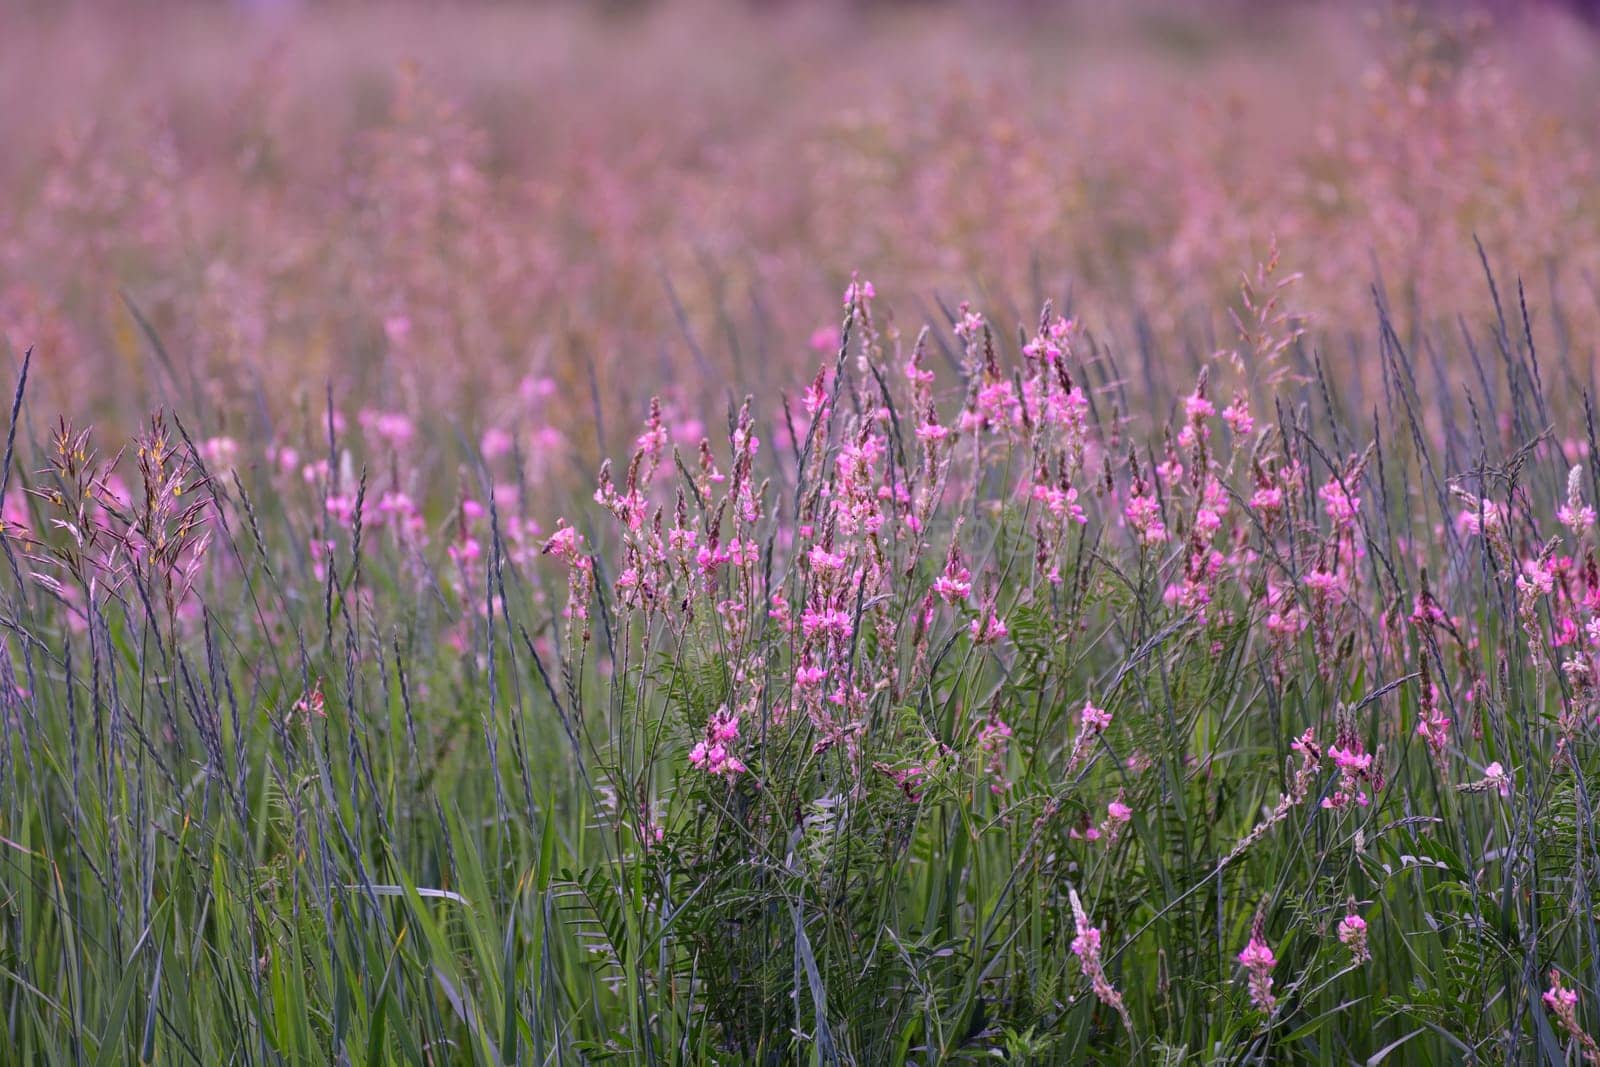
[2,0,1598,471]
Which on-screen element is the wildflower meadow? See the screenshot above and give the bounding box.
[5,2,1600,1063]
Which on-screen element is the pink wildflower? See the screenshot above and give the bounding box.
[1223,393,1254,435]
[481,427,514,461]
[1319,478,1360,530]
[808,544,850,573]
[1124,482,1167,545]
[290,680,326,725]
[1337,913,1370,964]
[1323,737,1374,811]
[843,273,875,308]
[933,540,972,603]
[1237,925,1277,1013]
[978,712,1013,794]
[1250,485,1284,513]
[543,523,585,565]
[1455,493,1504,536]
[801,607,854,643]
[1098,796,1134,843]
[1544,970,1600,1065]
[1069,888,1131,1032]
[688,706,747,778]
[969,612,1008,646]
[1081,701,1112,733]
[794,663,827,690]
[1560,465,1597,533]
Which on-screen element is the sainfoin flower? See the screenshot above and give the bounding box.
[688,706,747,778]
[1543,970,1600,1064]
[1454,490,1505,538]
[1559,465,1596,533]
[1319,478,1360,530]
[969,611,1008,645]
[290,680,326,724]
[978,713,1013,794]
[1337,912,1370,964]
[1124,485,1167,545]
[1238,924,1277,1013]
[1223,393,1254,435]
[16,10,1600,1056]
[1100,797,1133,842]
[1069,888,1131,1031]
[801,607,853,642]
[1080,701,1112,733]
[1323,739,1373,810]
[933,538,972,603]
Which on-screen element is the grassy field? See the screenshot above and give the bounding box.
[6,2,1600,1064]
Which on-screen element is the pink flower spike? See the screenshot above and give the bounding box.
[1237,926,1278,1013]
[1237,936,1276,971]
[969,612,1008,645]
[688,706,747,778]
[1081,701,1112,733]
[1542,969,1600,1061]
[1068,888,1131,1031]
[1337,912,1370,964]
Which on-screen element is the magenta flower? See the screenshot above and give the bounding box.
[1559,465,1596,532]
[794,663,827,690]
[1328,746,1370,775]
[1482,761,1512,797]
[842,273,875,309]
[1319,479,1360,529]
[1250,485,1284,513]
[543,524,585,565]
[1124,490,1168,545]
[1542,969,1600,1063]
[1081,702,1112,733]
[1337,913,1370,963]
[1237,927,1277,1013]
[800,607,853,642]
[688,707,747,778]
[933,540,972,603]
[807,544,850,573]
[969,612,1008,645]
[1069,889,1131,1031]
[1223,393,1255,435]
[1237,935,1276,971]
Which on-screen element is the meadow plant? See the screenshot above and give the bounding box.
[4,3,1600,1064]
[0,252,1599,1061]
[4,4,1600,439]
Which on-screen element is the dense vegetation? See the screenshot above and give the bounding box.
[6,3,1600,1064]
